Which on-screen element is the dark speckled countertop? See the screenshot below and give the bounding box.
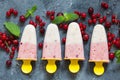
[0,0,120,80]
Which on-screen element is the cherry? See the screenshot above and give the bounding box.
[105,21,111,29]
[51,10,55,16]
[5,48,10,53]
[13,40,19,45]
[9,54,14,59]
[63,24,68,31]
[101,2,109,9]
[40,28,45,34]
[9,8,14,13]
[1,35,7,41]
[88,19,93,25]
[112,14,116,19]
[62,37,66,44]
[13,10,18,16]
[29,20,34,25]
[34,23,37,28]
[38,42,43,49]
[112,19,116,24]
[91,14,96,19]
[96,13,101,18]
[11,46,16,52]
[88,7,94,15]
[81,12,86,19]
[59,23,63,29]
[6,60,12,67]
[74,11,81,16]
[56,12,63,16]
[103,16,107,22]
[50,16,54,20]
[6,11,11,17]
[83,33,89,41]
[19,15,26,22]
[46,11,51,16]
[92,18,97,24]
[109,52,115,60]
[99,18,104,24]
[81,31,86,36]
[39,22,45,27]
[82,25,86,31]
[35,15,40,21]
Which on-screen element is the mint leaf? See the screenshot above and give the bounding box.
[115,50,120,58]
[52,16,65,24]
[64,13,79,22]
[4,22,20,37]
[52,13,79,24]
[25,5,37,18]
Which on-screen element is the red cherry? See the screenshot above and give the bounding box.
[57,12,63,16]
[59,23,63,29]
[82,25,86,31]
[38,42,43,49]
[105,21,111,29]
[9,54,14,59]
[108,36,112,42]
[6,11,11,17]
[113,39,117,45]
[6,60,12,67]
[81,12,86,19]
[63,24,68,31]
[50,16,54,20]
[103,16,107,22]
[13,40,19,45]
[46,11,51,16]
[40,28,45,34]
[101,2,109,9]
[11,46,16,51]
[39,22,45,27]
[112,14,116,19]
[13,10,18,16]
[74,11,81,16]
[107,32,111,37]
[83,33,89,41]
[96,13,101,18]
[109,52,115,60]
[51,10,55,16]
[1,35,7,41]
[81,31,86,36]
[29,20,34,25]
[34,23,37,28]
[62,37,66,44]
[19,15,26,22]
[35,15,40,21]
[9,8,14,13]
[88,19,93,25]
[91,14,96,19]
[92,18,97,24]
[99,18,104,24]
[88,7,94,15]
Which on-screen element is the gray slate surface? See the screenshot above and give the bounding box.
[0,0,120,80]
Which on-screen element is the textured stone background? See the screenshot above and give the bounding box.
[0,0,120,80]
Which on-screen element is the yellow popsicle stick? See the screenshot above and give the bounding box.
[69,59,80,73]
[94,62,104,76]
[21,60,32,74]
[46,60,57,73]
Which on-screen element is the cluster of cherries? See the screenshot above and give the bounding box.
[6,8,18,17]
[0,32,19,67]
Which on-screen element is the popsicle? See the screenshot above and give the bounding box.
[17,24,37,74]
[64,22,85,73]
[42,23,61,73]
[89,24,109,76]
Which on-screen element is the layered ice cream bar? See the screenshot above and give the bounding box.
[65,22,85,60]
[42,23,61,60]
[89,24,109,62]
[17,24,37,61]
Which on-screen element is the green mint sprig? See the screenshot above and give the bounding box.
[115,50,120,63]
[24,5,37,18]
[52,13,79,24]
[4,22,20,37]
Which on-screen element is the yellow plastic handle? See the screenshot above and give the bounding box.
[46,60,57,73]
[94,62,104,76]
[21,60,32,74]
[69,59,80,73]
